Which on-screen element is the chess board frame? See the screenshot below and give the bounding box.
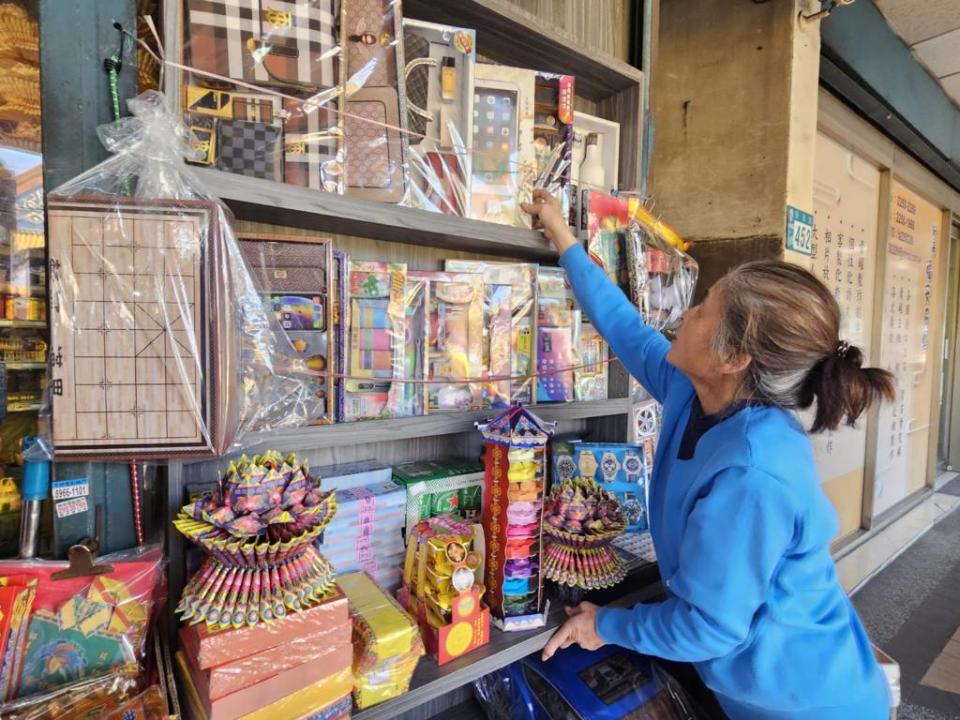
[236,232,335,425]
[47,195,236,459]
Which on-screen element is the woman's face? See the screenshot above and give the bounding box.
[667,280,731,380]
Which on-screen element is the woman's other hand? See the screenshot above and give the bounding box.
[541,601,606,661]
[521,189,578,255]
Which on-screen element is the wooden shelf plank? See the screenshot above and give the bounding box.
[402,0,642,102]
[197,168,557,263]
[199,399,630,462]
[354,565,661,720]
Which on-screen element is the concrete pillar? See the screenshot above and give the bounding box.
[649,0,821,297]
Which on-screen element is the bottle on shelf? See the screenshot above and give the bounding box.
[579,132,606,191]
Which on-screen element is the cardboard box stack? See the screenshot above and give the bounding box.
[176,588,353,720]
[392,459,485,536]
[317,479,407,593]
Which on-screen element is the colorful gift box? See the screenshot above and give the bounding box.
[478,406,555,630]
[392,458,485,535]
[552,441,649,532]
[217,119,283,181]
[536,267,578,403]
[283,97,343,193]
[533,72,575,219]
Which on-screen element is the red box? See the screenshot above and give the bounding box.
[415,585,490,666]
[180,587,347,670]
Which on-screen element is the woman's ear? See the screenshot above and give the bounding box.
[720,351,752,377]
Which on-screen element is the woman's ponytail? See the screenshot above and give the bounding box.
[799,342,895,433]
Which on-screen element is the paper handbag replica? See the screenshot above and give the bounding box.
[46,197,241,459]
[343,0,409,203]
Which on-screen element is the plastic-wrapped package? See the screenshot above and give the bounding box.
[339,571,423,708]
[238,232,335,426]
[0,546,164,704]
[400,19,476,216]
[410,270,483,412]
[393,458,485,530]
[316,479,406,592]
[103,685,168,720]
[625,220,698,335]
[342,0,409,202]
[342,260,413,420]
[445,261,537,404]
[536,267,578,403]
[45,90,325,457]
[533,73,575,221]
[481,282,514,408]
[0,664,142,720]
[182,0,346,193]
[580,190,631,292]
[576,322,608,401]
[474,645,704,720]
[471,64,537,227]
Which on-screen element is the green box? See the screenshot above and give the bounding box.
[392,459,485,536]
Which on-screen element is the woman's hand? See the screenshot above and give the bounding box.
[521,189,578,255]
[541,601,606,661]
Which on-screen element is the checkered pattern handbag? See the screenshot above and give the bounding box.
[217,120,283,180]
[283,97,342,191]
[186,0,340,91]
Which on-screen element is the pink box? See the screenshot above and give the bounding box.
[180,587,348,670]
[180,616,351,700]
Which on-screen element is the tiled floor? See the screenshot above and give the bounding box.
[835,482,960,594]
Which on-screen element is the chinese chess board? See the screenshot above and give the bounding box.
[47,198,230,458]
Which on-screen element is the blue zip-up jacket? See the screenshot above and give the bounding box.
[559,244,890,720]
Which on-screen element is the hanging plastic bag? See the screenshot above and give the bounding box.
[45,90,331,460]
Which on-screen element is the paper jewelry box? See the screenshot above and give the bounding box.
[402,19,476,215]
[46,196,240,459]
[343,0,409,203]
[471,64,537,227]
[238,233,335,426]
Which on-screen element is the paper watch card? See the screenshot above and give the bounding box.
[46,197,239,458]
[237,233,335,425]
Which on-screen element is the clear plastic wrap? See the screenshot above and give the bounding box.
[0,664,142,720]
[182,0,346,192]
[338,570,423,709]
[576,321,609,402]
[400,19,476,216]
[474,645,705,720]
[536,267,579,403]
[445,260,537,405]
[0,545,164,705]
[482,282,514,408]
[45,90,328,458]
[341,259,410,421]
[414,270,484,412]
[625,219,698,335]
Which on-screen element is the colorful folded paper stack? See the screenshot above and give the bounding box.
[317,480,407,593]
[338,572,424,710]
[177,587,353,720]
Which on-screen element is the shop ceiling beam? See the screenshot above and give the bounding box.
[820,2,960,193]
[39,0,138,191]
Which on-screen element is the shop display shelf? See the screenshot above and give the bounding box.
[0,320,46,329]
[403,0,642,102]
[196,168,558,263]
[211,398,632,461]
[353,563,662,720]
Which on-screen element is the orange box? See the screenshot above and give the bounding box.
[418,585,490,666]
[180,587,347,670]
[180,615,351,700]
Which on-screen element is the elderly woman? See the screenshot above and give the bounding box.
[523,190,892,720]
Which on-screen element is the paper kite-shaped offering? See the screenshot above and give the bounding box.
[174,451,338,630]
[542,478,627,605]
